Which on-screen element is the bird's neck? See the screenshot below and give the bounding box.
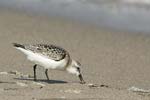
[64,54,72,70]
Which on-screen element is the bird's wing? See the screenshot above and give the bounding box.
[24,44,67,61]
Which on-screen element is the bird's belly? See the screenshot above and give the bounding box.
[27,53,67,70]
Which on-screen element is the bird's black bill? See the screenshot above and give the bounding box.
[78,74,85,84]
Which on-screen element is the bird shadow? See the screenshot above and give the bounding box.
[0,81,16,84]
[14,78,68,84]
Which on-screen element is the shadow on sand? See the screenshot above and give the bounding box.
[14,78,68,84]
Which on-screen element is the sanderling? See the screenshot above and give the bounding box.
[13,43,85,84]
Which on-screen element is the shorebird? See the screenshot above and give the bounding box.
[13,43,85,84]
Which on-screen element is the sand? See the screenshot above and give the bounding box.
[0,9,150,100]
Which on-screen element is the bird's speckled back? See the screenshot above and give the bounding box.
[24,44,68,61]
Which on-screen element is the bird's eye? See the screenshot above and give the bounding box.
[77,67,80,73]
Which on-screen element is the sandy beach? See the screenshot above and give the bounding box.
[0,9,150,100]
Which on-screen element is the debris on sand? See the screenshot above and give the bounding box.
[8,70,32,78]
[0,70,32,79]
[0,72,8,75]
[128,86,150,93]
[87,83,109,88]
[87,83,99,88]
[16,82,28,87]
[100,84,109,88]
[0,70,30,78]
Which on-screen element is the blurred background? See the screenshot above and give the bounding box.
[1,0,150,94]
[0,0,150,33]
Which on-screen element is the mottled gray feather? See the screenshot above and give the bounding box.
[23,44,68,61]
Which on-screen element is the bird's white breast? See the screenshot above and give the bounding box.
[17,48,68,70]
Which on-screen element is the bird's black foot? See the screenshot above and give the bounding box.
[45,69,49,81]
[33,64,37,81]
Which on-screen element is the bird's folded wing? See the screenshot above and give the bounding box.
[24,44,67,61]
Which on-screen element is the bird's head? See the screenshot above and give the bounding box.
[66,60,85,84]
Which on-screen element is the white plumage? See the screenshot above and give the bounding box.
[17,47,68,70]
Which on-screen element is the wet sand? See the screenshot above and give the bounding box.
[0,9,150,100]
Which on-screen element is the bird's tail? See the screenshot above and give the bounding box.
[12,43,25,49]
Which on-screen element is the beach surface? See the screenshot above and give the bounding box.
[0,9,150,100]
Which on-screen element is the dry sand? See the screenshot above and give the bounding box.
[0,9,150,100]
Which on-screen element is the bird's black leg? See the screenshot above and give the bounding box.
[45,69,49,81]
[33,64,37,81]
